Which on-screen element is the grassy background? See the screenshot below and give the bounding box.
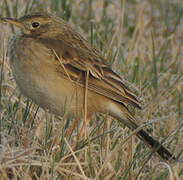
[0,0,182,179]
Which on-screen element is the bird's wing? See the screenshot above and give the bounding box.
[39,37,142,109]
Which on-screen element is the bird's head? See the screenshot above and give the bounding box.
[1,12,63,37]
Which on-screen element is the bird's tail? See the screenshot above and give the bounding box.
[106,101,175,160]
[137,129,174,160]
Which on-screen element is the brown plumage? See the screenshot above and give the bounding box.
[2,12,175,160]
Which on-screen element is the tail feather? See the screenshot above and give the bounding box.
[137,129,175,160]
[106,101,175,160]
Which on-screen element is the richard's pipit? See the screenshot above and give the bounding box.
[2,12,175,160]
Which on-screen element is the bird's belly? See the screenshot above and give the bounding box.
[9,39,84,118]
[14,64,85,118]
[11,56,110,119]
[9,37,109,119]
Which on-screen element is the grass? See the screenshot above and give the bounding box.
[0,0,182,179]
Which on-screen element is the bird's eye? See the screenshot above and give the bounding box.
[32,22,40,28]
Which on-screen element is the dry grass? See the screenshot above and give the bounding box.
[0,0,182,179]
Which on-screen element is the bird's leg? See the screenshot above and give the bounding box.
[79,116,91,139]
[65,118,79,140]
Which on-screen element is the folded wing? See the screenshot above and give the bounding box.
[39,36,142,110]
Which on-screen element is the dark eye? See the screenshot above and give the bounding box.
[32,22,40,28]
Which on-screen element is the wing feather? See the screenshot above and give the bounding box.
[39,37,142,109]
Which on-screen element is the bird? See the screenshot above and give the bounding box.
[1,12,175,161]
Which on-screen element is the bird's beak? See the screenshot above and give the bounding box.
[1,17,24,29]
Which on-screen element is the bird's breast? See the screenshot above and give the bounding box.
[8,35,86,118]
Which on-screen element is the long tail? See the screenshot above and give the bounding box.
[107,102,175,160]
[137,129,175,160]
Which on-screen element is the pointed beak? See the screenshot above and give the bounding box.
[1,17,24,29]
